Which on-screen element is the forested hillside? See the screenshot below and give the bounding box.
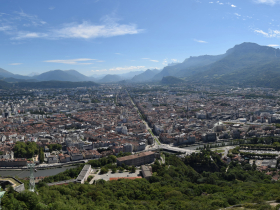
[2,150,280,210]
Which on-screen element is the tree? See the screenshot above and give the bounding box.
[112,168,117,173]
[131,165,136,173]
[87,176,93,182]
[13,142,38,158]
[39,148,44,163]
[100,167,108,174]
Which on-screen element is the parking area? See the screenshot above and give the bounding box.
[90,169,142,182]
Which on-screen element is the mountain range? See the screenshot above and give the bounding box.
[0,68,146,83]
[156,42,280,88]
[1,42,280,88]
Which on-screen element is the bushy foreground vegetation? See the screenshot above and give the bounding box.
[2,150,280,210]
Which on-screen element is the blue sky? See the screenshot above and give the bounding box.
[0,0,280,76]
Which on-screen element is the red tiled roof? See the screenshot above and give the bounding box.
[109,177,142,181]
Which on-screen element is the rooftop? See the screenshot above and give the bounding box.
[117,151,155,162]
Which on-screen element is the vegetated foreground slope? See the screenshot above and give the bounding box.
[2,150,280,210]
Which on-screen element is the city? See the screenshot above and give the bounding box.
[1,0,280,209]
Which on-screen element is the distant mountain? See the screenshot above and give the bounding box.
[131,69,160,82]
[120,71,144,79]
[0,80,98,89]
[2,42,280,88]
[187,42,280,81]
[27,72,39,77]
[17,81,99,89]
[161,76,186,85]
[0,68,30,80]
[0,68,15,78]
[33,70,90,82]
[98,74,123,83]
[90,74,106,79]
[2,77,38,83]
[64,70,91,81]
[91,71,145,82]
[161,42,280,89]
[152,54,225,80]
[212,59,280,88]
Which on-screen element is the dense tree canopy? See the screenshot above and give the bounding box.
[13,142,38,158]
[2,150,280,210]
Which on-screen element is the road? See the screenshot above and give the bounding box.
[222,146,235,159]
[126,89,161,146]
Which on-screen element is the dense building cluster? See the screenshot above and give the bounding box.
[0,85,154,167]
[130,85,280,145]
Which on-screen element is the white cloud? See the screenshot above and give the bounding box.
[115,53,121,55]
[9,63,22,65]
[49,7,55,10]
[234,13,241,17]
[14,10,46,27]
[92,66,146,73]
[194,39,207,43]
[0,13,143,40]
[52,19,143,39]
[142,58,159,62]
[254,29,269,36]
[0,25,13,31]
[11,18,143,40]
[162,59,168,65]
[231,4,237,7]
[267,44,279,47]
[171,59,178,62]
[92,69,107,72]
[13,32,48,39]
[254,0,280,5]
[254,29,280,38]
[44,58,96,65]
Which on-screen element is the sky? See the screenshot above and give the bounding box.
[0,0,280,76]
